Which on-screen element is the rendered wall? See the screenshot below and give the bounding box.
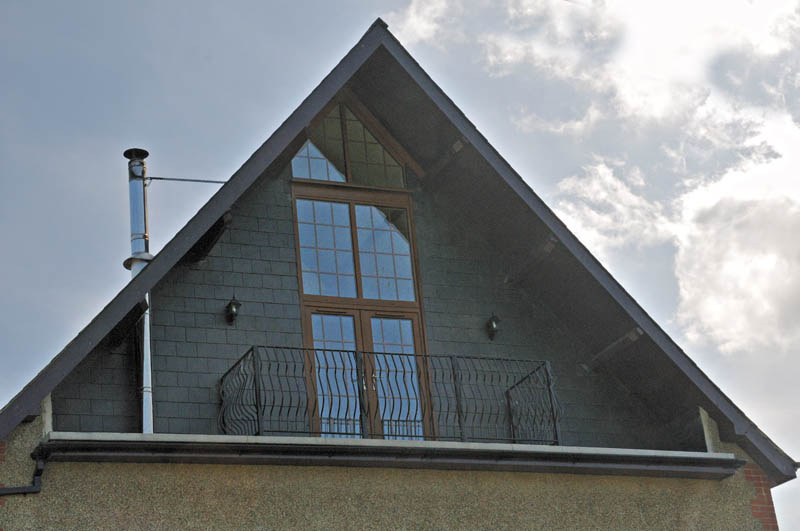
[0,418,770,530]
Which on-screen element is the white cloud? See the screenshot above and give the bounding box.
[480,0,620,87]
[671,113,800,354]
[555,159,674,261]
[554,111,800,356]
[513,104,603,136]
[386,0,458,46]
[675,196,800,355]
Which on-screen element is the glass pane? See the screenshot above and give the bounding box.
[370,317,422,440]
[316,225,334,248]
[359,253,376,276]
[322,315,342,340]
[344,107,405,188]
[336,251,354,274]
[374,230,392,253]
[338,276,356,297]
[296,199,314,223]
[397,279,415,302]
[309,158,327,180]
[311,314,361,438]
[308,105,346,176]
[357,206,414,302]
[355,205,372,227]
[318,250,336,273]
[291,157,309,179]
[311,314,323,338]
[362,277,379,299]
[308,142,324,158]
[394,255,412,279]
[382,319,401,344]
[302,272,320,295]
[300,248,317,271]
[320,273,338,296]
[377,253,395,276]
[290,139,345,182]
[298,223,315,247]
[357,229,374,251]
[334,227,352,250]
[332,203,350,226]
[296,199,356,298]
[379,278,397,301]
[314,201,332,224]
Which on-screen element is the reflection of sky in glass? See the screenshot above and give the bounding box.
[311,314,360,438]
[356,205,415,301]
[297,199,356,298]
[371,317,423,440]
[291,140,345,182]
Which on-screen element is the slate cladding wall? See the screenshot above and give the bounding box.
[141,165,654,447]
[51,162,657,446]
[148,171,303,434]
[52,340,139,432]
[408,175,653,449]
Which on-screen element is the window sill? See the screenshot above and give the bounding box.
[34,432,744,480]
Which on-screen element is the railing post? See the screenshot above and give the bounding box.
[354,350,370,438]
[450,356,466,442]
[544,361,559,444]
[504,389,516,443]
[252,347,264,436]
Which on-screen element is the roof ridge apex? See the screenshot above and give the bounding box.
[371,17,389,30]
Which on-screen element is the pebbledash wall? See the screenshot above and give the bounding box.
[0,415,778,529]
[52,162,673,448]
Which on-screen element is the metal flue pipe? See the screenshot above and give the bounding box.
[123,148,154,434]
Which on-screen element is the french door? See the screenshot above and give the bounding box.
[303,307,430,440]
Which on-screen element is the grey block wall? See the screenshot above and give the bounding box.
[148,171,303,434]
[146,163,661,447]
[409,177,657,449]
[52,156,672,448]
[52,339,139,432]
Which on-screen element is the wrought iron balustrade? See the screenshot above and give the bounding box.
[218,346,561,445]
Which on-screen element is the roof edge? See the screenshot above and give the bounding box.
[1,19,795,486]
[0,20,387,442]
[368,24,796,484]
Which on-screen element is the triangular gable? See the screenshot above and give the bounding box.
[0,18,794,484]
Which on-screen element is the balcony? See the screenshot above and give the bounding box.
[218,346,561,445]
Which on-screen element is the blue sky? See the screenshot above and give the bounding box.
[1,0,798,525]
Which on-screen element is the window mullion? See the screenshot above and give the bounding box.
[339,104,353,183]
[349,200,364,300]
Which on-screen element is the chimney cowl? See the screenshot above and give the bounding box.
[123,148,149,161]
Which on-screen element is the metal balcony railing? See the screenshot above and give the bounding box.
[218,346,561,445]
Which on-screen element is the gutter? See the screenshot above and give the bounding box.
[32,432,746,481]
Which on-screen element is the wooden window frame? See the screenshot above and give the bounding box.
[301,306,434,439]
[291,182,423,311]
[290,91,433,439]
[303,88,425,186]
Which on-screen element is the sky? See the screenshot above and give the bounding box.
[1,0,798,525]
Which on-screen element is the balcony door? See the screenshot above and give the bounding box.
[303,308,428,440]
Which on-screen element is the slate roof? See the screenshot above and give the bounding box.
[0,18,795,484]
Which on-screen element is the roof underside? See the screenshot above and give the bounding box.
[0,19,794,484]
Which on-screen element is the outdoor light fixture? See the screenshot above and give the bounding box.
[225,296,242,325]
[486,315,500,340]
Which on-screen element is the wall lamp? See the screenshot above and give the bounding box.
[225,296,242,325]
[486,314,500,340]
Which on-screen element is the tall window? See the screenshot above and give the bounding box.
[290,94,428,440]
